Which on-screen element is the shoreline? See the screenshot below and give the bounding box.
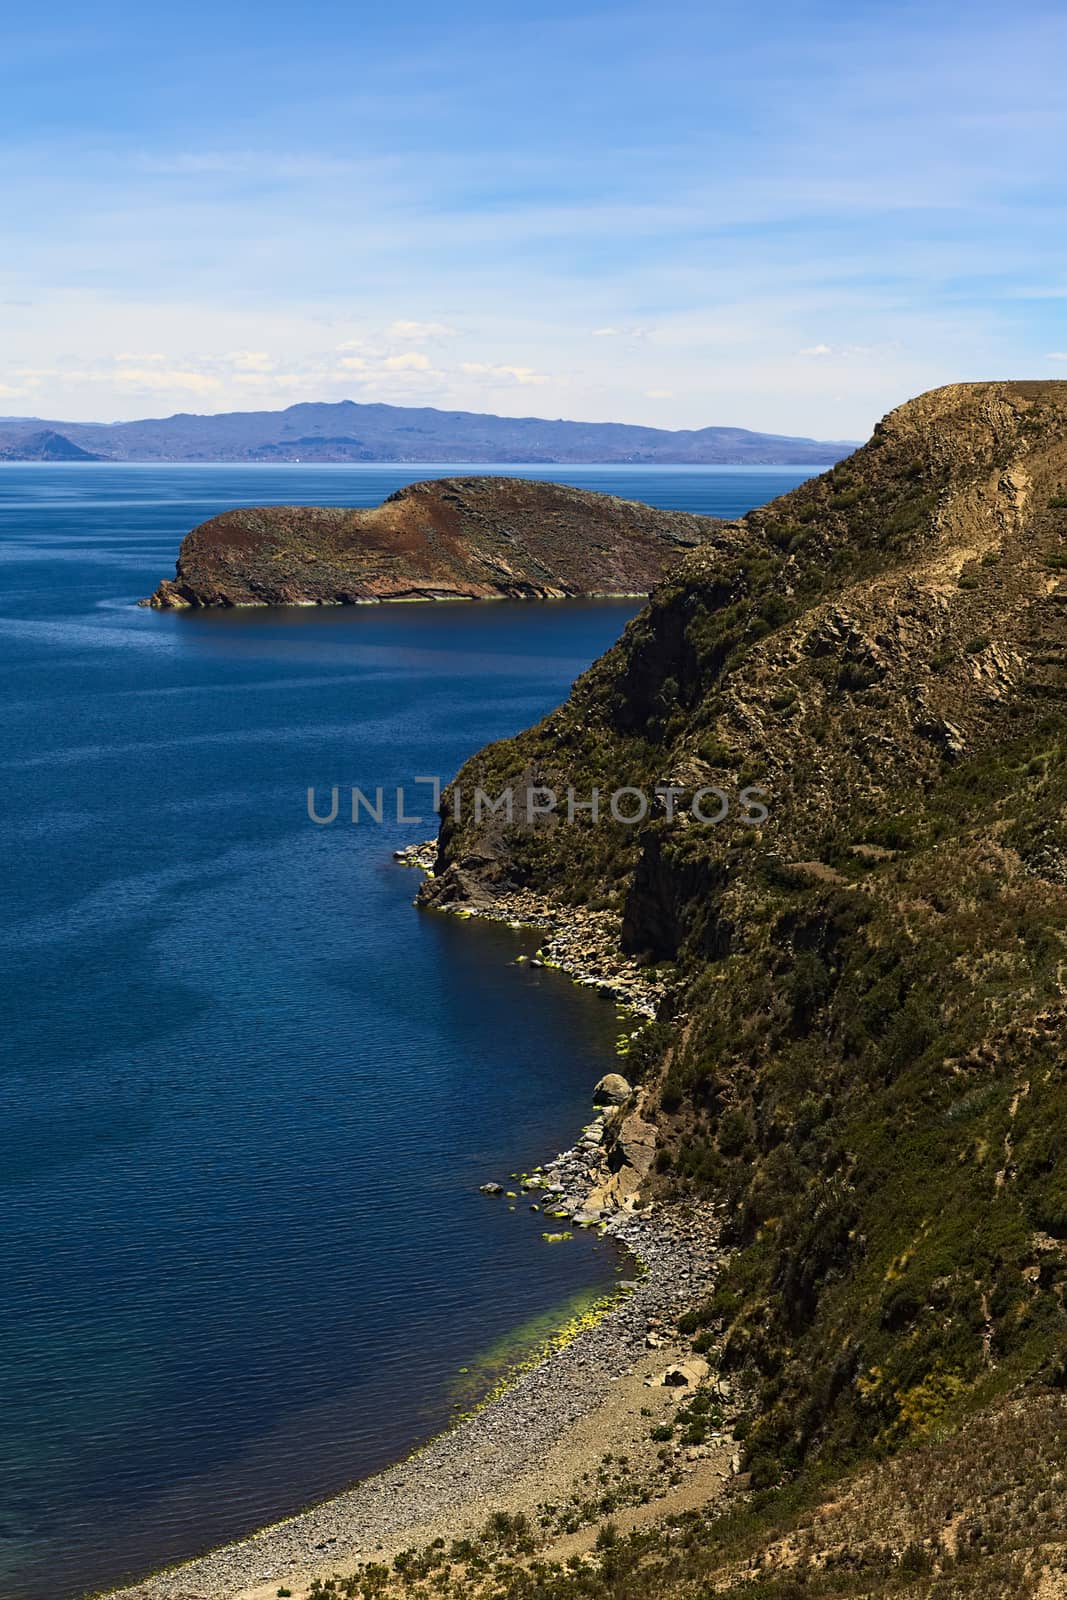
[396,840,672,1021]
[142,590,650,609]
[105,1201,727,1600]
[103,857,722,1600]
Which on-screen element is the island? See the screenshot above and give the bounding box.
[143,475,719,608]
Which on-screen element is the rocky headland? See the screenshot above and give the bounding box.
[391,381,1067,1595]
[114,383,1067,1599]
[143,476,717,608]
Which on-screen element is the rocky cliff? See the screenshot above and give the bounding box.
[144,476,717,608]
[421,383,1067,1515]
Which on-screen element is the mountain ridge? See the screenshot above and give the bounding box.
[0,427,105,462]
[0,398,857,464]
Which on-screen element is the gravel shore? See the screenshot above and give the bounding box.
[105,854,720,1600]
[397,839,673,1019]
[106,1201,725,1600]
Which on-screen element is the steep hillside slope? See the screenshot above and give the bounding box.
[420,382,1067,1512]
[144,476,718,607]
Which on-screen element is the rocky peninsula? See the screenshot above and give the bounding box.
[143,476,716,608]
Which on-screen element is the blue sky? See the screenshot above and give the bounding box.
[1,0,1065,437]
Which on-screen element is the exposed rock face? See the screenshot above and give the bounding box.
[609,1107,659,1178]
[423,382,1067,1486]
[427,381,1067,931]
[143,476,717,608]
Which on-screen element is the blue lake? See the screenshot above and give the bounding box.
[0,462,814,1598]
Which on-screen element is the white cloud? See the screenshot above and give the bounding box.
[387,320,456,340]
[6,361,226,399]
[113,351,167,364]
[224,349,274,371]
[496,365,549,385]
[645,388,673,399]
[338,355,367,370]
[460,362,550,385]
[799,343,833,356]
[382,351,432,371]
[229,371,326,392]
[114,367,222,393]
[0,382,27,398]
[1046,351,1067,361]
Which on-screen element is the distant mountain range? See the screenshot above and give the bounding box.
[0,400,857,465]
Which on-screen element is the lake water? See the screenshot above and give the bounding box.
[0,463,814,1598]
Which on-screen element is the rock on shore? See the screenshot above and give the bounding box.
[413,864,672,1019]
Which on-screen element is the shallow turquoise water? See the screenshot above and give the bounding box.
[0,462,813,1597]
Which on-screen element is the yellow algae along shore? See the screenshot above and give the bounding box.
[103,864,729,1600]
[103,1195,727,1600]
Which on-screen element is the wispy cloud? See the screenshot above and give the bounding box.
[460,362,551,385]
[592,326,650,339]
[113,367,222,393]
[383,352,433,371]
[387,320,456,340]
[224,350,275,371]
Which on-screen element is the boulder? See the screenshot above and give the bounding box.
[479,1182,503,1196]
[592,1073,632,1106]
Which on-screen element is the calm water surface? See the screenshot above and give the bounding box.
[0,463,813,1598]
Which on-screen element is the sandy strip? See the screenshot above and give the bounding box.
[104,1204,727,1600]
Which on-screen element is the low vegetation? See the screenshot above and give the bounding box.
[420,382,1067,1594]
